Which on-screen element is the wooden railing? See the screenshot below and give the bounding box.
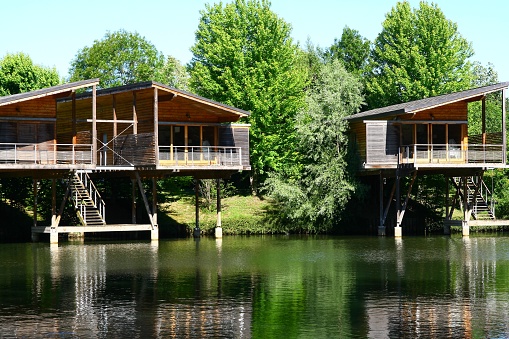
[0,143,93,165]
[400,144,505,165]
[158,146,244,167]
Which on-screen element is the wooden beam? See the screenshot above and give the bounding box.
[503,89,507,164]
[113,94,117,138]
[133,92,138,134]
[154,87,159,165]
[92,85,97,165]
[482,96,486,144]
[72,91,76,144]
[397,171,417,225]
[135,172,155,228]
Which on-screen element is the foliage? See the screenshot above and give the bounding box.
[366,1,474,108]
[189,0,307,190]
[69,29,167,88]
[0,52,59,96]
[198,179,236,211]
[265,60,364,232]
[160,56,189,90]
[323,26,371,76]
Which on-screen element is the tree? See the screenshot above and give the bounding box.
[366,1,474,108]
[265,60,364,232]
[323,26,370,76]
[0,52,59,96]
[189,0,308,190]
[69,30,166,88]
[160,56,189,90]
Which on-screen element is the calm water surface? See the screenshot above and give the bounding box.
[1,235,509,338]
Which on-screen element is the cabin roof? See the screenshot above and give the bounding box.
[0,79,100,107]
[70,81,251,117]
[346,82,509,122]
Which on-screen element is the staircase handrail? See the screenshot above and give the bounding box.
[75,170,106,223]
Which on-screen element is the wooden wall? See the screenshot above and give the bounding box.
[365,121,399,165]
[219,124,250,166]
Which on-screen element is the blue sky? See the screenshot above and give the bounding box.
[1,0,508,82]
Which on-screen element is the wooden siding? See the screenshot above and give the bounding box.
[366,121,398,165]
[113,132,156,166]
[349,121,366,164]
[219,125,250,166]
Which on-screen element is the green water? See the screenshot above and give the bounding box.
[1,235,509,338]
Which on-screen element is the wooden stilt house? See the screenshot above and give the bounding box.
[346,82,508,236]
[0,79,250,242]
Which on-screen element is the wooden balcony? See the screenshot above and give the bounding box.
[0,143,93,169]
[158,146,248,170]
[399,144,505,168]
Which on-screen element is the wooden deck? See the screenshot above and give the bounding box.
[32,224,153,234]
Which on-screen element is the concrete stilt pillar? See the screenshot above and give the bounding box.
[50,228,58,244]
[378,226,386,236]
[394,226,402,237]
[443,222,451,235]
[462,220,470,236]
[151,226,159,241]
[215,179,222,239]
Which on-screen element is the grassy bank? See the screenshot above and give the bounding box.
[159,194,279,235]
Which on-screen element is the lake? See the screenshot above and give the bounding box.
[1,235,509,338]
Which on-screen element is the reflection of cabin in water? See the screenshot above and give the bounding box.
[346,82,508,236]
[0,79,250,243]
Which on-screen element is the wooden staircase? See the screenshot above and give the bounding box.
[70,170,106,226]
[454,176,495,220]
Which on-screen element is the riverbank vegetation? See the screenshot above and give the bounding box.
[1,0,509,239]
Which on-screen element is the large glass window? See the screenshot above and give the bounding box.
[173,126,184,146]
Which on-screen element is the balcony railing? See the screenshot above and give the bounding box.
[400,144,505,165]
[158,146,244,167]
[0,143,93,165]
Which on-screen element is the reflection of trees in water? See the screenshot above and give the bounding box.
[364,237,509,338]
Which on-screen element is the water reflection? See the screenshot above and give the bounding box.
[0,236,509,337]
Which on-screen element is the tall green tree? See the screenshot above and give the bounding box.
[366,1,474,108]
[160,56,189,90]
[0,52,59,96]
[323,26,370,76]
[265,60,364,232]
[69,29,167,88]
[189,0,307,189]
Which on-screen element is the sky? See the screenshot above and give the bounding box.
[1,0,508,82]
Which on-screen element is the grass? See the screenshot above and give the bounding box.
[159,193,278,235]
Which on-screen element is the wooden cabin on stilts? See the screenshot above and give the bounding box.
[346,82,509,237]
[0,80,250,243]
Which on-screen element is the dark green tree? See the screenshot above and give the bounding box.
[189,0,308,190]
[323,26,370,76]
[69,29,167,88]
[0,52,59,96]
[265,59,364,232]
[366,1,474,108]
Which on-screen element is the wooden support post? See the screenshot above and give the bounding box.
[72,91,77,145]
[113,95,117,139]
[394,170,402,237]
[194,179,200,238]
[133,92,138,135]
[134,172,158,240]
[154,88,159,165]
[462,176,469,236]
[92,84,97,165]
[378,172,385,236]
[215,179,223,238]
[33,179,38,228]
[132,178,137,224]
[444,176,451,235]
[482,96,486,144]
[503,89,507,164]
